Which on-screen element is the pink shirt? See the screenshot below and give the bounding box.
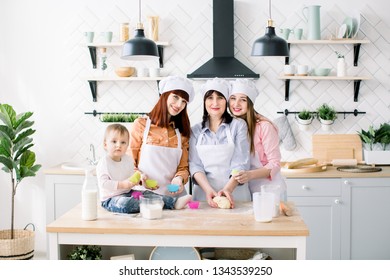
[253,120,281,179]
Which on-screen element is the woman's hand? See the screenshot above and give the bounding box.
[217,189,234,209]
[233,170,251,185]
[141,173,160,190]
[169,176,185,195]
[206,190,218,208]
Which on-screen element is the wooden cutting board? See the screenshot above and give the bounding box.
[312,134,363,163]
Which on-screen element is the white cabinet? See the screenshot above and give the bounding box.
[287,176,390,260]
[45,173,97,224]
[287,178,342,260]
[341,178,390,260]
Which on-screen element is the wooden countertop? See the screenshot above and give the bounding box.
[45,165,390,178]
[282,166,390,178]
[46,202,309,237]
[44,165,95,175]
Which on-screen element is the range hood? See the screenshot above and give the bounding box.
[187,0,259,79]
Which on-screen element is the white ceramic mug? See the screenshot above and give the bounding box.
[284,65,296,76]
[253,192,274,222]
[149,67,160,77]
[294,28,303,40]
[137,68,149,77]
[280,28,292,40]
[297,65,309,75]
[84,32,94,43]
[101,31,113,43]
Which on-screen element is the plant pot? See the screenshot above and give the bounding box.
[297,117,312,131]
[363,150,390,165]
[319,118,334,131]
[0,226,35,260]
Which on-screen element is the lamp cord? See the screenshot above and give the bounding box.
[268,0,272,20]
[138,0,141,23]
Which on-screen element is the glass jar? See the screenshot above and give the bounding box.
[99,48,108,75]
[147,16,159,41]
[120,22,130,42]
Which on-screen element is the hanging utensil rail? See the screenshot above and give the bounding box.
[277,109,365,119]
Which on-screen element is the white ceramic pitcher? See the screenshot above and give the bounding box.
[302,5,321,40]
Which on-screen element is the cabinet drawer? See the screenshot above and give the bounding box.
[287,179,341,197]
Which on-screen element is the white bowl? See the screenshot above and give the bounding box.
[313,68,331,76]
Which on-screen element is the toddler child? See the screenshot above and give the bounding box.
[96,123,192,214]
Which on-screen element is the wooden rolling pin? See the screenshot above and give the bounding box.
[280,201,293,216]
[330,159,358,166]
[285,158,318,169]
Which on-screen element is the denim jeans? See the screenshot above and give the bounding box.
[101,190,177,214]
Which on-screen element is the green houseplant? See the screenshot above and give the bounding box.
[68,245,102,260]
[99,113,143,140]
[316,103,337,131]
[0,104,41,259]
[100,113,141,123]
[358,123,390,164]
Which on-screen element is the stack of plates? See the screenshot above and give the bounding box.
[337,10,361,39]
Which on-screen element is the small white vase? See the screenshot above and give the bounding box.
[337,58,347,77]
[320,118,334,131]
[297,117,312,131]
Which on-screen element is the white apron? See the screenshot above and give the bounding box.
[193,126,251,201]
[248,151,287,201]
[136,117,184,196]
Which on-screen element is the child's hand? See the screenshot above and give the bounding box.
[119,180,135,190]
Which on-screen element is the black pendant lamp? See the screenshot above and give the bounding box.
[251,0,289,57]
[121,0,159,60]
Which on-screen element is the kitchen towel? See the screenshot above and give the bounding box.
[273,115,297,151]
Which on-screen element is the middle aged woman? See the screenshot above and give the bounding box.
[228,79,287,201]
[189,78,250,208]
[130,75,194,198]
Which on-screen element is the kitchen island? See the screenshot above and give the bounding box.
[46,202,309,260]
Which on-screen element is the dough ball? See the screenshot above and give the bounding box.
[213,196,231,209]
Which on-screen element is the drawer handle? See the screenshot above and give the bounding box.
[334,199,341,204]
[344,180,350,185]
[302,185,309,190]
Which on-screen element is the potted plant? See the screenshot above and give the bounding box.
[358,123,390,164]
[296,109,313,131]
[99,113,143,134]
[0,104,41,259]
[316,103,337,131]
[99,113,141,123]
[68,245,102,260]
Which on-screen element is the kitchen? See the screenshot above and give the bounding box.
[1,0,389,263]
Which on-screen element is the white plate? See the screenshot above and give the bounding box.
[351,10,361,38]
[343,17,354,38]
[149,246,201,260]
[337,24,347,39]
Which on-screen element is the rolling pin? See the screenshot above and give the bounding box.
[330,159,358,166]
[285,158,318,169]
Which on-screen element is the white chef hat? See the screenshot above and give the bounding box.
[200,78,231,100]
[158,76,195,102]
[230,79,259,103]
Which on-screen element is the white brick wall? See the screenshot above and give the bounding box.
[63,1,390,163]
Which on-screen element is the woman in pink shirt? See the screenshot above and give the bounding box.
[228,79,287,201]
